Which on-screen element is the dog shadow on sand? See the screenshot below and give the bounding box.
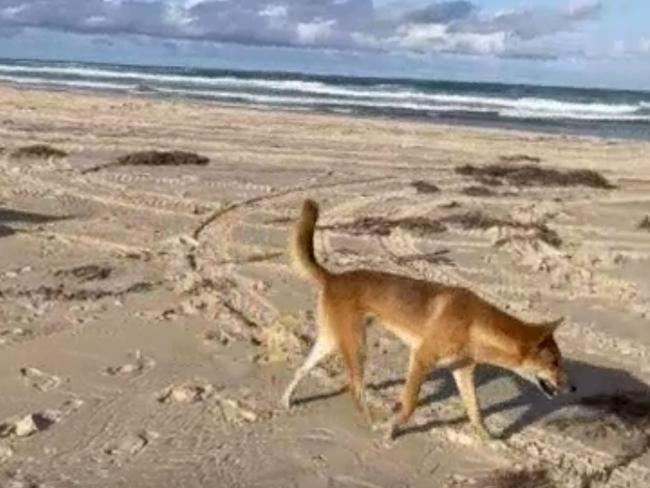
[295,358,650,440]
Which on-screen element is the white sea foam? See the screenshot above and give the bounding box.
[0,74,135,91]
[0,64,338,93]
[152,86,496,113]
[500,109,650,122]
[149,86,650,121]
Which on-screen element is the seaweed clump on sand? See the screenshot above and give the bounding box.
[83,150,209,173]
[10,144,68,159]
[322,216,446,238]
[411,180,441,194]
[54,264,112,282]
[476,468,556,488]
[5,281,156,302]
[637,216,650,231]
[455,163,615,189]
[461,185,497,197]
[322,211,561,247]
[115,150,209,167]
[394,249,455,267]
[552,391,650,433]
[499,154,542,164]
[441,211,562,247]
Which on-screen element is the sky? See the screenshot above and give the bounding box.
[0,0,648,90]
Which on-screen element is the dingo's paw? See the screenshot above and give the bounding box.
[281,391,293,411]
[473,425,501,446]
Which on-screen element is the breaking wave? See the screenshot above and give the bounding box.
[1,59,648,135]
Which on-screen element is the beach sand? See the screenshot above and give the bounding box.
[0,84,649,487]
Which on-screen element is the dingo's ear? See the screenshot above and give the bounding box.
[531,317,563,349]
[544,317,564,333]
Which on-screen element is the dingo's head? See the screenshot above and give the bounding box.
[520,318,576,398]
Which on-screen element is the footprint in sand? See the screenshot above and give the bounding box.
[0,444,13,463]
[212,397,259,425]
[156,382,259,423]
[20,367,62,392]
[156,382,217,404]
[3,471,47,488]
[202,329,233,347]
[0,328,31,346]
[0,399,82,439]
[104,431,158,462]
[0,411,61,438]
[104,350,155,377]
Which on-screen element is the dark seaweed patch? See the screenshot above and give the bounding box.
[11,144,68,159]
[82,150,209,173]
[477,468,555,488]
[323,211,561,247]
[461,185,497,197]
[54,264,112,282]
[456,164,615,189]
[499,154,542,164]
[411,180,441,194]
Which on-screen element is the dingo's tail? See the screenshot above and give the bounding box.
[290,199,329,286]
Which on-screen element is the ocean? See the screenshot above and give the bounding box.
[1,58,649,141]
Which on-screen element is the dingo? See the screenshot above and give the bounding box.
[282,199,575,440]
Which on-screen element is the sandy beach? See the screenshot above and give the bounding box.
[1,84,650,487]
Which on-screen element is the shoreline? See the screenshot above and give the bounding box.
[4,82,650,147]
[5,55,650,94]
[1,57,649,143]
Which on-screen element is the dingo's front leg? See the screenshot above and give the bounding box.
[451,364,493,441]
[385,350,430,441]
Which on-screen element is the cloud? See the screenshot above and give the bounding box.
[296,19,337,45]
[609,36,650,59]
[0,23,20,37]
[402,1,475,24]
[450,1,602,41]
[370,1,602,57]
[566,1,603,21]
[0,0,605,59]
[641,37,650,54]
[385,23,508,55]
[0,0,170,36]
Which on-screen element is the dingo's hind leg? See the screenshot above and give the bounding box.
[282,295,336,409]
[282,335,335,409]
[315,290,369,420]
[335,315,370,421]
